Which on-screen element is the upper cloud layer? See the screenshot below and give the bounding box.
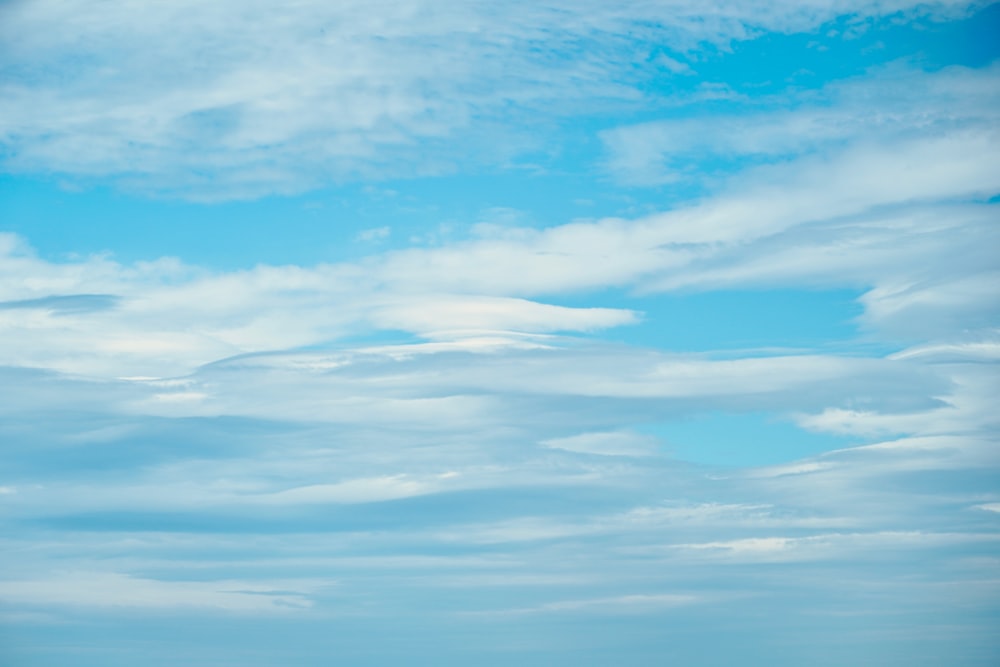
[0,0,986,198]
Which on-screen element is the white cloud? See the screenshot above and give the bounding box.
[0,571,322,612]
[541,431,661,457]
[796,359,1000,441]
[355,226,391,243]
[257,473,460,505]
[0,1,984,197]
[369,295,639,337]
[0,236,639,376]
[107,347,943,431]
[667,531,1000,563]
[602,62,1000,185]
[483,592,701,616]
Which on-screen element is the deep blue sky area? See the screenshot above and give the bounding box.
[1,1,998,666]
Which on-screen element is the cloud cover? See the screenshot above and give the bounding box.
[1,2,998,666]
[0,0,989,198]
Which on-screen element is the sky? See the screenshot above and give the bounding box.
[0,1,999,665]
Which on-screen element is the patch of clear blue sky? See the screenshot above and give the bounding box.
[556,287,870,351]
[635,2,1000,105]
[643,411,860,467]
[0,171,640,268]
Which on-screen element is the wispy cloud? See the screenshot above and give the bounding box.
[0,0,983,198]
[0,572,324,612]
[602,62,1000,184]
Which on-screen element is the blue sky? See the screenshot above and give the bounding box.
[1,1,999,665]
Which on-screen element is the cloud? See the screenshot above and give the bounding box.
[368,295,639,337]
[601,62,1000,185]
[0,571,321,612]
[480,592,701,616]
[355,226,391,243]
[0,0,984,197]
[257,473,461,505]
[541,430,661,457]
[0,235,640,376]
[666,531,1000,563]
[0,294,121,314]
[111,347,946,432]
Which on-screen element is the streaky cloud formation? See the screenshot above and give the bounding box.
[0,2,998,666]
[0,0,989,198]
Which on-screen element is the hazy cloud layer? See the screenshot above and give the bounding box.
[1,3,998,666]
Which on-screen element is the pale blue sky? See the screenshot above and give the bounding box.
[1,1,999,665]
